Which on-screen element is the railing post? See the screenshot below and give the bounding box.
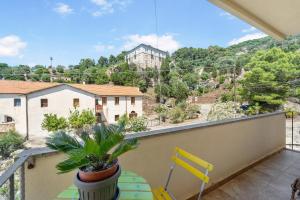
[9,174,14,200]
[292,112,294,150]
[20,163,25,200]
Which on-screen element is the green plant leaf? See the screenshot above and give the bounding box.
[46,132,82,153]
[109,139,138,163]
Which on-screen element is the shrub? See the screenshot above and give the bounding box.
[245,103,261,116]
[185,104,200,119]
[220,93,233,102]
[68,109,96,130]
[129,116,148,132]
[42,114,68,132]
[197,86,209,96]
[118,114,130,126]
[0,130,24,159]
[177,101,187,110]
[285,107,298,118]
[200,72,210,81]
[218,75,225,84]
[168,107,186,124]
[154,104,168,114]
[165,98,176,108]
[154,104,168,122]
[207,101,244,121]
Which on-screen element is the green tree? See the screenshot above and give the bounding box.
[56,65,65,73]
[78,58,95,71]
[109,55,117,65]
[42,114,68,132]
[68,109,96,130]
[111,63,141,86]
[239,48,299,112]
[183,73,199,90]
[169,78,190,102]
[97,56,109,67]
[95,68,110,85]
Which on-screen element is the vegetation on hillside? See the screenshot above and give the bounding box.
[1,35,300,119]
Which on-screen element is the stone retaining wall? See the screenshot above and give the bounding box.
[0,122,15,133]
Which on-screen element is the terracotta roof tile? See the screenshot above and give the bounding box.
[0,80,59,94]
[70,84,143,96]
[0,80,143,96]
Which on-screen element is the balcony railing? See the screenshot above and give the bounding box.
[0,148,55,200]
[0,112,287,200]
[285,111,300,151]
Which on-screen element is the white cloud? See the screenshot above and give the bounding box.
[0,35,27,57]
[54,3,73,15]
[122,34,180,52]
[220,12,236,20]
[94,44,115,52]
[228,32,267,46]
[242,26,257,33]
[90,0,130,16]
[91,0,108,6]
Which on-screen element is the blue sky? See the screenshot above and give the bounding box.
[0,0,267,67]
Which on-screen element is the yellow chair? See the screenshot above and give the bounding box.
[152,147,214,200]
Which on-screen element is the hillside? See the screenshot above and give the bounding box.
[172,34,300,69]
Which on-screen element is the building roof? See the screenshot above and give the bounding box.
[209,0,300,40]
[0,80,143,96]
[70,84,143,96]
[126,43,168,55]
[0,80,60,94]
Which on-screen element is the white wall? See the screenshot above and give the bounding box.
[0,94,27,136]
[127,96,143,117]
[126,45,167,69]
[27,85,95,139]
[0,85,143,139]
[102,96,143,123]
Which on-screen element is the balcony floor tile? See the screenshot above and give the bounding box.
[203,150,300,200]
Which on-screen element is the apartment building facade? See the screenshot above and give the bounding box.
[0,80,143,139]
[125,44,168,69]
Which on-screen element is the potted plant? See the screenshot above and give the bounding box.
[46,123,138,200]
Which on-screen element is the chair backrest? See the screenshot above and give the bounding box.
[161,147,214,200]
[172,147,213,183]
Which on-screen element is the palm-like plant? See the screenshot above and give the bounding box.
[46,123,138,173]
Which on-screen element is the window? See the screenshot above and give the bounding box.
[96,113,102,123]
[115,115,119,121]
[134,55,136,59]
[151,54,154,59]
[115,97,119,105]
[131,97,135,105]
[5,116,13,122]
[73,98,79,108]
[102,97,107,105]
[41,99,48,107]
[129,111,137,118]
[14,98,21,107]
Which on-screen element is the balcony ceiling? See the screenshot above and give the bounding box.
[208,0,300,40]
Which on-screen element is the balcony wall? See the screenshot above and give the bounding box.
[24,112,286,200]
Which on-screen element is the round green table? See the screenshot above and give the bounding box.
[55,171,153,200]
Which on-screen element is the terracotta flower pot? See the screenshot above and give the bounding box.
[79,162,119,182]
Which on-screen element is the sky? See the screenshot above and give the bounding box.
[0,0,267,67]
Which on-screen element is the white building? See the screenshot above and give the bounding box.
[0,80,143,139]
[125,44,168,69]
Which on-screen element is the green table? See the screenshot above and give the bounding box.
[55,171,153,200]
